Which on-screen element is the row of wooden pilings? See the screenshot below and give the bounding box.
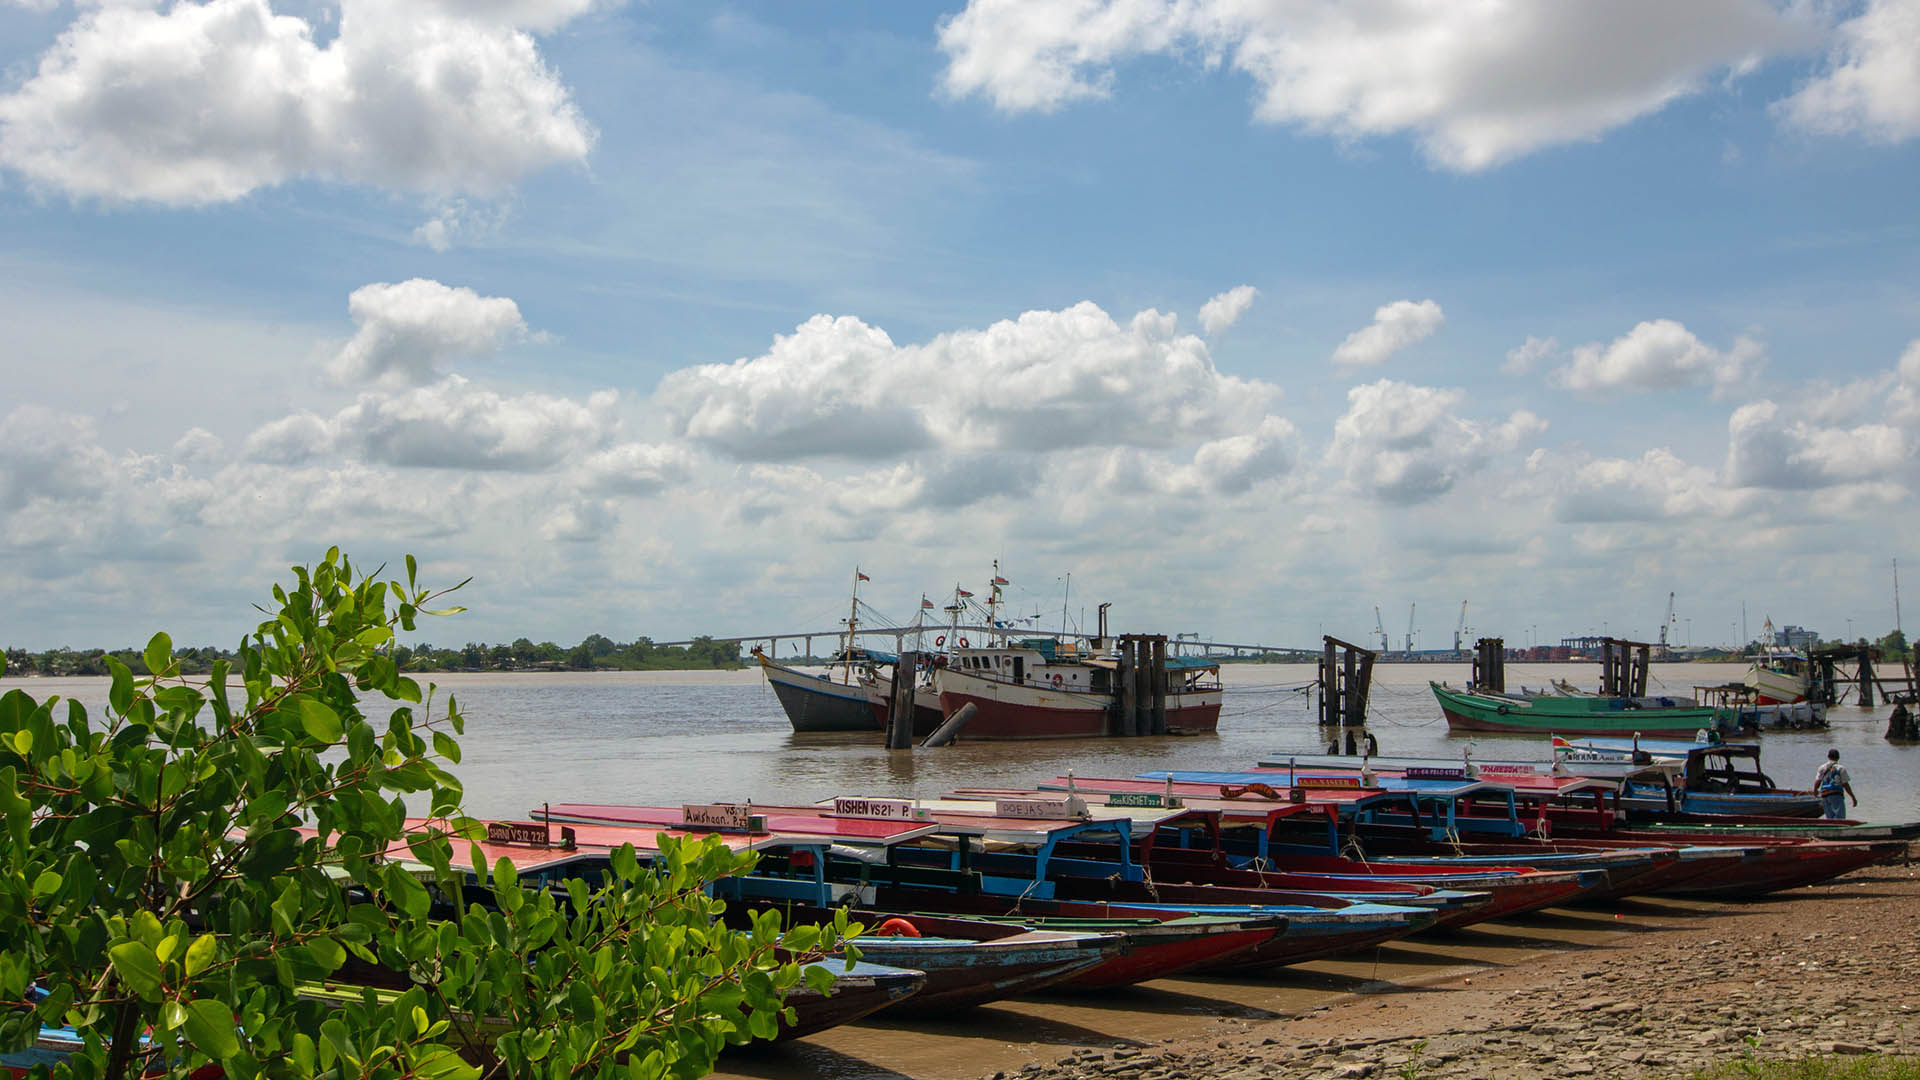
[1112,634,1170,737]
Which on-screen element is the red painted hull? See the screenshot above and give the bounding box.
[1263,854,1593,920]
[870,887,1280,986]
[935,684,1222,740]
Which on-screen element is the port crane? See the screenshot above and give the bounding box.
[1373,605,1390,653]
[1453,600,1469,653]
[1658,591,1675,654]
[1404,602,1416,655]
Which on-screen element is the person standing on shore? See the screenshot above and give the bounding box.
[1814,749,1857,820]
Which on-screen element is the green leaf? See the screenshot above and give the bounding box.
[143,631,174,678]
[431,730,460,764]
[297,698,343,743]
[183,933,217,977]
[386,866,430,919]
[183,998,240,1059]
[405,553,418,590]
[291,1033,317,1077]
[419,606,466,617]
[107,657,134,716]
[108,941,164,997]
[307,935,346,973]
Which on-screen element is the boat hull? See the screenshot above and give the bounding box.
[762,659,881,733]
[846,932,1119,1014]
[1432,682,1727,737]
[866,684,945,738]
[936,671,1222,740]
[776,962,926,1039]
[1745,663,1808,705]
[866,887,1284,985]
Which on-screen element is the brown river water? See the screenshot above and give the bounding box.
[9,662,1916,1079]
[12,661,1917,821]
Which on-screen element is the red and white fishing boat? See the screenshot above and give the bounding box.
[934,638,1223,739]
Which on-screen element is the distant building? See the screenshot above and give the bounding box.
[1773,624,1819,651]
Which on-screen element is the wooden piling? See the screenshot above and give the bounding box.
[1319,638,1337,727]
[1859,649,1877,708]
[885,652,918,749]
[1130,635,1149,736]
[1149,635,1168,735]
[1117,637,1138,737]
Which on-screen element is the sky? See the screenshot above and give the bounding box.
[2,0,1919,654]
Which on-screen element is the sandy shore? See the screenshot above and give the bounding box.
[719,863,1919,1080]
[1000,866,1920,1080]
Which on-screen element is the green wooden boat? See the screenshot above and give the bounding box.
[1431,682,1733,737]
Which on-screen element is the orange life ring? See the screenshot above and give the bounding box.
[959,637,970,648]
[935,635,945,646]
[872,917,922,937]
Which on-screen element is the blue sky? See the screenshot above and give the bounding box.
[3,0,1919,653]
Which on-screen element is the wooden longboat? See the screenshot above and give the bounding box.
[805,798,1437,969]
[1430,681,1734,736]
[309,817,928,1040]
[1126,768,1908,900]
[1009,781,1598,920]
[534,802,1288,987]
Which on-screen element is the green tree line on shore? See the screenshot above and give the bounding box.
[3,633,745,678]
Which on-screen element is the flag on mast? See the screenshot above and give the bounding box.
[957,588,974,598]
[856,570,871,582]
[921,597,934,610]
[991,575,1010,586]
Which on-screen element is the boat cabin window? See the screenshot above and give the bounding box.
[1012,656,1025,684]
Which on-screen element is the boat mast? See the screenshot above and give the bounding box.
[842,567,863,684]
[989,560,1010,646]
[945,585,965,655]
[1895,558,1903,639]
[1059,572,1071,638]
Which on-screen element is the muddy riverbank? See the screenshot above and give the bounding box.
[717,864,1920,1080]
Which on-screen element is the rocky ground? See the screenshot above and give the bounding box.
[991,865,1920,1080]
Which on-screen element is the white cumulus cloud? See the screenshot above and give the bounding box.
[0,405,116,510]
[1326,379,1545,504]
[1331,299,1445,369]
[0,0,595,205]
[1198,285,1258,336]
[937,0,1807,170]
[244,377,618,471]
[579,442,698,496]
[328,279,532,386]
[657,301,1273,461]
[1777,0,1920,142]
[1724,399,1909,490]
[1544,447,1741,522]
[1503,336,1559,376]
[1553,319,1763,394]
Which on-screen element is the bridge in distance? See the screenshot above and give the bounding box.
[648,625,1313,660]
